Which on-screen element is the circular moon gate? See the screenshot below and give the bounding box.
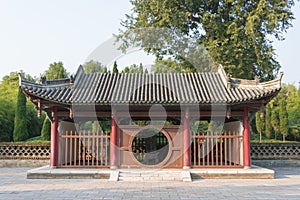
[131,128,170,166]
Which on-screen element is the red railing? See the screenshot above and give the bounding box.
[192,131,243,168]
[59,131,110,168]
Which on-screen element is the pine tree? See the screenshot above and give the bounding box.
[255,112,265,143]
[139,63,143,73]
[265,104,272,139]
[271,106,280,140]
[41,117,51,141]
[279,99,289,142]
[112,61,119,74]
[13,88,29,141]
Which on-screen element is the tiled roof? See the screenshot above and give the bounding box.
[19,65,282,105]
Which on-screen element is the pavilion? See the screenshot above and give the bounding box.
[19,65,282,170]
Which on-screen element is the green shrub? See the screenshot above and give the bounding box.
[41,117,51,141]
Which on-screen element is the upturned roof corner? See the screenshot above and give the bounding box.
[217,64,231,89]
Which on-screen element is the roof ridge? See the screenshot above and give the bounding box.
[230,73,283,89]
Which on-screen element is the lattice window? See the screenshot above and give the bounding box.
[0,144,50,159]
[251,144,300,160]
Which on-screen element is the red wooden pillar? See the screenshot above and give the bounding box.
[243,106,251,168]
[183,107,191,169]
[110,110,118,169]
[50,106,58,168]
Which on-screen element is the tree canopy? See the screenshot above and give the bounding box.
[119,0,297,80]
[83,60,109,74]
[0,72,44,142]
[45,61,68,80]
[121,63,148,73]
[251,84,300,142]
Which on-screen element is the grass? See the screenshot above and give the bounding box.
[251,139,299,143]
[26,136,49,143]
[250,132,299,143]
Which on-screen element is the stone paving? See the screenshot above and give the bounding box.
[0,167,299,199]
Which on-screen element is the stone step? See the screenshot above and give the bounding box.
[117,170,191,182]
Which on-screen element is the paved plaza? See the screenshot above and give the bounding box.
[0,167,299,200]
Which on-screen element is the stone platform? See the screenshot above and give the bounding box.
[27,165,274,181]
[190,165,274,179]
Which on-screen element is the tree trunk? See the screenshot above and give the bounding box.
[259,132,262,143]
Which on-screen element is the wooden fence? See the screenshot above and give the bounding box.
[191,131,243,168]
[59,131,110,168]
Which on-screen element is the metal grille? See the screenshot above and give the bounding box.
[59,131,110,168]
[192,131,243,168]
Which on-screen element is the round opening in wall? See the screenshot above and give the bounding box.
[131,128,169,166]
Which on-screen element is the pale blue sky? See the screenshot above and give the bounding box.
[0,0,299,84]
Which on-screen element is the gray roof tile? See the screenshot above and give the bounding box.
[19,65,282,105]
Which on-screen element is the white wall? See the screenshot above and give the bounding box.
[58,121,78,166]
[223,121,244,166]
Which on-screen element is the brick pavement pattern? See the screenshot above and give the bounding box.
[0,168,299,200]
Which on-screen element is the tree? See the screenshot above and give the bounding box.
[0,72,20,103]
[27,103,45,138]
[83,60,108,74]
[0,72,19,142]
[286,84,300,127]
[122,66,130,73]
[45,61,68,80]
[279,99,289,142]
[92,121,101,133]
[0,99,14,142]
[152,57,186,73]
[271,104,280,140]
[192,121,209,132]
[138,63,143,73]
[121,63,146,73]
[41,117,51,141]
[13,88,29,141]
[0,72,42,141]
[119,0,297,80]
[255,112,265,143]
[265,104,272,139]
[112,61,119,74]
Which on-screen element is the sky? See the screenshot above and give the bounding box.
[0,0,299,84]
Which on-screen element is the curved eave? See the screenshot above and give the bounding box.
[19,74,73,106]
[18,67,283,107]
